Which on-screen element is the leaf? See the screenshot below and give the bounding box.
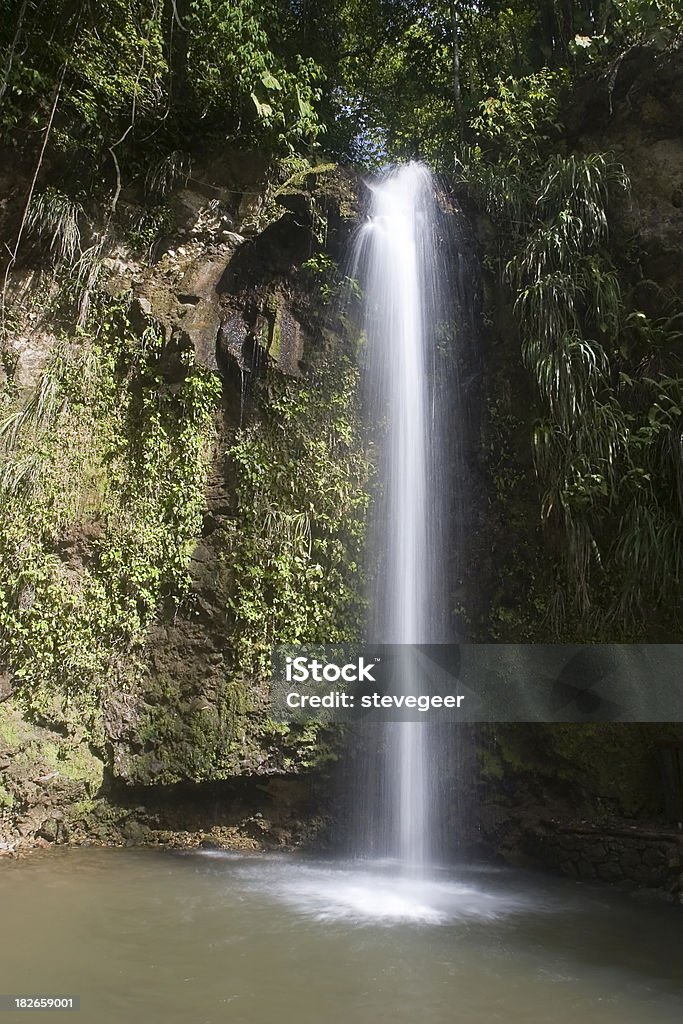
[296,86,313,119]
[260,71,282,91]
[250,93,273,119]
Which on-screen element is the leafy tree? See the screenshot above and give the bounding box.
[0,0,327,197]
[183,0,324,150]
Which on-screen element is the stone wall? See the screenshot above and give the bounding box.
[465,724,683,900]
[527,822,683,900]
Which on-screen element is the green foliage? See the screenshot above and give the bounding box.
[245,156,337,234]
[144,151,192,198]
[225,358,370,679]
[0,2,166,157]
[470,69,567,162]
[126,347,371,784]
[301,253,361,306]
[466,132,683,632]
[186,1,324,151]
[124,203,174,257]
[0,295,221,738]
[0,0,326,206]
[1,1,680,178]
[572,0,683,57]
[0,0,681,741]
[614,0,683,45]
[25,187,84,266]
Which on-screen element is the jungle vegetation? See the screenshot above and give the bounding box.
[0,1,680,173]
[0,0,682,693]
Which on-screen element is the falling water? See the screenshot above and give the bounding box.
[351,162,450,869]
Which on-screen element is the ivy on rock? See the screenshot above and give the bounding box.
[0,295,221,742]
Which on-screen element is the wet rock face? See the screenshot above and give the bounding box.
[525,824,683,900]
[104,165,360,786]
[111,162,356,395]
[463,722,683,897]
[0,703,104,853]
[0,153,359,792]
[0,671,12,702]
[119,236,246,376]
[216,292,306,387]
[213,173,356,386]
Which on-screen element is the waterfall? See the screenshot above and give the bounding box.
[350,162,451,869]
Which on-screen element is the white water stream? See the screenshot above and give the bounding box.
[353,162,448,868]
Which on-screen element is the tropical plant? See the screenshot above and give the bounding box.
[466,134,683,631]
[25,188,83,265]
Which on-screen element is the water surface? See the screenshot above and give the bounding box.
[0,849,681,1024]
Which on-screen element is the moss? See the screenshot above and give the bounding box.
[0,704,21,750]
[477,745,505,780]
[120,347,368,785]
[11,734,104,795]
[71,797,97,818]
[269,305,282,362]
[477,722,683,820]
[56,742,104,792]
[0,700,105,847]
[541,723,668,818]
[2,169,366,792]
[257,720,343,771]
[125,669,251,784]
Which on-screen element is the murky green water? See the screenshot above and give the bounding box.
[0,848,681,1023]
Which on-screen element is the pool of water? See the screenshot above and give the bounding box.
[0,848,681,1023]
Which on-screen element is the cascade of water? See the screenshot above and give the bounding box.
[351,162,450,870]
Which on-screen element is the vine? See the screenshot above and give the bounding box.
[0,295,221,740]
[225,357,370,679]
